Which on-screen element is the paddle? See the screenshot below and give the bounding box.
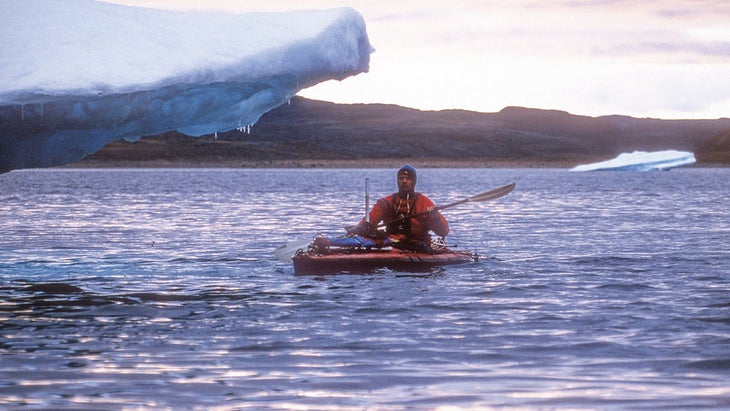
[275,238,313,262]
[377,182,516,229]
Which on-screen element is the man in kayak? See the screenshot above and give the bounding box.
[349,164,449,251]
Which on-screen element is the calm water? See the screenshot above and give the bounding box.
[1,168,729,410]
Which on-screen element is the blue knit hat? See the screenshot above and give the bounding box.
[397,164,417,187]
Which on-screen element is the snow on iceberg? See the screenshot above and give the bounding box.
[570,150,696,172]
[0,0,372,172]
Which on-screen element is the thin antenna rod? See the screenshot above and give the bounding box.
[365,178,370,223]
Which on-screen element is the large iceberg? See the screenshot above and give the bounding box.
[0,0,372,172]
[570,150,696,172]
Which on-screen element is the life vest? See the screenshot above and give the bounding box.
[386,192,420,237]
[368,191,449,244]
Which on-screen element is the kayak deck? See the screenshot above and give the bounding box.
[292,246,478,275]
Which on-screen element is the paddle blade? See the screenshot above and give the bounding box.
[467,182,516,203]
[275,238,312,262]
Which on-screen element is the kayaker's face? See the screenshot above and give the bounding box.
[398,173,415,194]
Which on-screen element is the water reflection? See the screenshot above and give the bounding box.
[1,168,729,409]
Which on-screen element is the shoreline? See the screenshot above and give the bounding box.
[65,159,589,169]
[64,158,727,169]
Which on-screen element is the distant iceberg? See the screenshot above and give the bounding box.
[0,0,372,172]
[570,150,696,172]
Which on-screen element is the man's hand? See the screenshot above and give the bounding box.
[346,220,371,236]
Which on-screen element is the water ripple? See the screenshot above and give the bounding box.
[1,168,729,409]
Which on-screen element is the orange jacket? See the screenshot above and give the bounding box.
[369,192,449,242]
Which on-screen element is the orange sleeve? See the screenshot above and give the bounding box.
[369,196,393,226]
[414,195,450,238]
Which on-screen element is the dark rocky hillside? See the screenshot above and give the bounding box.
[696,129,730,163]
[78,97,730,167]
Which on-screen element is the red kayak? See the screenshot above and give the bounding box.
[291,236,478,275]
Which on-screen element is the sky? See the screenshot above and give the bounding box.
[108,0,730,119]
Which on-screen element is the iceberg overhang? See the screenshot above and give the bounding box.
[0,0,372,172]
[570,150,696,172]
